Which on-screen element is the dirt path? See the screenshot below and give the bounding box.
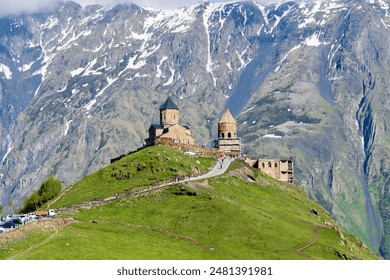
[121,222,214,252]
[255,206,323,259]
[295,225,320,259]
[47,184,75,209]
[57,159,233,215]
[7,229,59,260]
[1,218,74,260]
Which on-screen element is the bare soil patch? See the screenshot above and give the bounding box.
[0,218,75,245]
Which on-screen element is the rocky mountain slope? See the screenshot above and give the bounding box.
[1,0,390,257]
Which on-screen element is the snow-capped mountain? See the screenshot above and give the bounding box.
[1,0,390,257]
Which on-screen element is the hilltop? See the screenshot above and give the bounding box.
[0,145,379,260]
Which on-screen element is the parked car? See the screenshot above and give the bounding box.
[12,218,23,225]
[1,221,16,229]
[28,213,36,221]
[18,215,27,224]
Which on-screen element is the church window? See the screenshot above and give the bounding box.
[275,162,278,168]
[221,133,225,138]
[228,132,232,138]
[268,162,272,167]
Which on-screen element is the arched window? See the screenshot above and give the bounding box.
[262,163,265,168]
[221,133,225,138]
[275,162,278,168]
[268,162,272,167]
[228,132,232,138]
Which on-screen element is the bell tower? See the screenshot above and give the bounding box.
[217,108,240,155]
[159,96,179,127]
[218,108,237,139]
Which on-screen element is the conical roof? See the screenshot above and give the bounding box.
[219,108,236,124]
[159,96,179,110]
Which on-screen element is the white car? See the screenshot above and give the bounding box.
[28,213,36,221]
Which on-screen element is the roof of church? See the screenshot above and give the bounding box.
[218,108,236,124]
[159,96,179,110]
[150,124,163,129]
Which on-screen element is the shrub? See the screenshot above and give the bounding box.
[18,177,61,213]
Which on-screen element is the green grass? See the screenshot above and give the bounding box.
[0,147,379,260]
[50,145,215,208]
[0,229,56,260]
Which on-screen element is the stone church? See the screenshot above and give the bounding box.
[145,97,195,146]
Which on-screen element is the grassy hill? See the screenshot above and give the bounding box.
[0,145,379,260]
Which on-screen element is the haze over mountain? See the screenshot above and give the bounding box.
[1,0,390,258]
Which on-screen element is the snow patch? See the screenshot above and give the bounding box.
[82,58,103,76]
[253,3,268,26]
[276,44,301,69]
[304,32,323,47]
[0,63,12,79]
[82,77,117,113]
[97,77,118,97]
[145,6,197,34]
[381,18,388,28]
[328,43,342,70]
[64,120,73,136]
[71,67,85,77]
[18,61,35,72]
[242,104,257,114]
[1,135,14,164]
[203,3,219,86]
[298,0,346,29]
[267,5,293,34]
[121,55,147,73]
[41,16,59,30]
[163,66,175,86]
[84,99,97,112]
[57,85,67,93]
[263,134,283,139]
[134,73,148,78]
[236,47,252,72]
[156,56,168,78]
